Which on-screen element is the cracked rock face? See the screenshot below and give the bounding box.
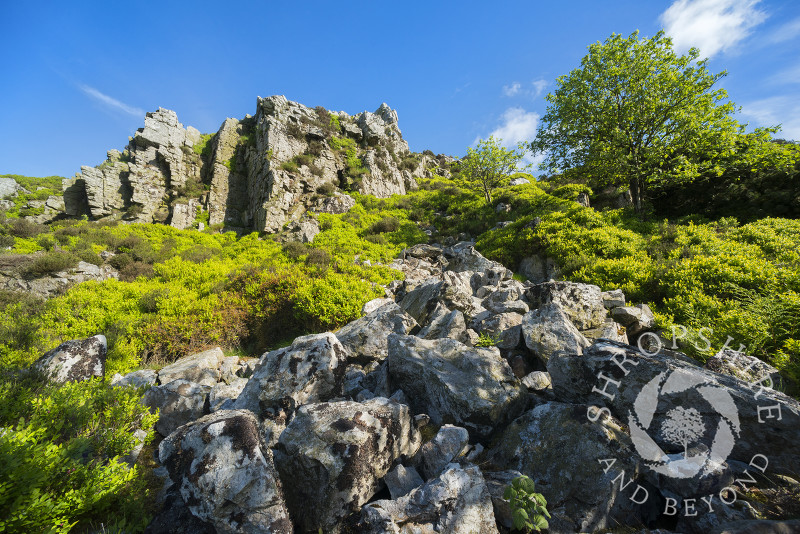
[386,334,528,440]
[158,410,292,534]
[33,334,106,383]
[274,397,421,533]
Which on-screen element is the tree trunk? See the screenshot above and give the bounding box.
[630,177,642,214]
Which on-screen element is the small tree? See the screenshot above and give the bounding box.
[458,136,528,204]
[531,30,742,214]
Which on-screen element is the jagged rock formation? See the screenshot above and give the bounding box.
[62,97,445,233]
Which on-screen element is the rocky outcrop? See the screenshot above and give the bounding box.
[335,303,417,364]
[0,258,118,299]
[32,334,106,383]
[63,97,444,234]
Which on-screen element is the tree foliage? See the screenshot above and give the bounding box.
[457,136,528,204]
[531,30,742,213]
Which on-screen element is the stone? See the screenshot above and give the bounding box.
[0,259,118,299]
[526,280,607,330]
[285,216,320,243]
[470,312,523,350]
[310,193,357,215]
[33,335,106,384]
[413,424,470,480]
[336,303,417,363]
[158,410,292,533]
[157,347,225,386]
[359,464,498,534]
[112,369,157,389]
[384,464,425,499]
[444,242,503,274]
[509,177,530,186]
[398,277,443,325]
[209,378,248,412]
[522,302,590,363]
[602,289,626,308]
[233,333,349,444]
[418,309,471,344]
[710,519,800,534]
[386,335,527,440]
[705,349,787,391]
[611,303,655,337]
[273,397,421,532]
[582,318,629,344]
[361,297,394,315]
[142,379,211,437]
[0,177,21,198]
[486,402,652,533]
[521,371,552,391]
[547,340,800,479]
[218,356,240,384]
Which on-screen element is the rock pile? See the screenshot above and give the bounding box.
[94,243,800,533]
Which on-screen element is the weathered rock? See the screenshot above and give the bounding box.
[359,464,498,534]
[602,289,626,308]
[361,297,394,315]
[209,378,248,412]
[285,216,320,243]
[218,356,240,384]
[413,424,470,480]
[526,281,607,330]
[487,402,652,533]
[142,380,210,437]
[509,177,530,186]
[336,303,417,363]
[158,410,292,533]
[470,311,523,350]
[444,242,502,274]
[611,303,654,337]
[522,371,552,391]
[233,333,348,444]
[274,397,421,532]
[384,464,425,499]
[705,350,786,391]
[0,177,21,198]
[386,335,527,440]
[482,281,529,314]
[582,318,629,344]
[112,369,157,389]
[157,347,225,386]
[310,193,356,215]
[518,254,560,284]
[547,340,800,479]
[710,519,800,534]
[0,259,118,299]
[33,335,106,383]
[522,302,590,362]
[418,308,471,344]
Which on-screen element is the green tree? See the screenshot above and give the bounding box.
[531,30,742,214]
[458,136,528,204]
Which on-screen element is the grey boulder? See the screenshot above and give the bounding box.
[142,379,210,437]
[158,410,292,533]
[273,397,421,533]
[33,335,106,384]
[386,335,527,440]
[360,463,498,534]
[336,303,417,363]
[526,281,607,330]
[157,347,225,386]
[522,302,590,363]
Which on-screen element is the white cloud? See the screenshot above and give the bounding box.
[660,0,768,58]
[532,79,548,97]
[767,16,800,44]
[741,96,800,140]
[78,84,145,117]
[768,63,800,85]
[502,79,549,99]
[487,107,539,146]
[503,82,522,97]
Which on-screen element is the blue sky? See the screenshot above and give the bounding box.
[1,0,798,178]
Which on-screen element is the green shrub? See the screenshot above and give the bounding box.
[0,376,158,533]
[24,251,79,278]
[504,475,551,532]
[317,182,336,196]
[305,247,331,270]
[0,234,16,248]
[282,240,307,260]
[7,218,46,238]
[280,160,299,173]
[369,216,400,234]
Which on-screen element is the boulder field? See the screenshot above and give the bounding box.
[41,243,800,533]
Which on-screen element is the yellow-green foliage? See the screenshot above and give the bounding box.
[0,374,158,533]
[0,174,64,218]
